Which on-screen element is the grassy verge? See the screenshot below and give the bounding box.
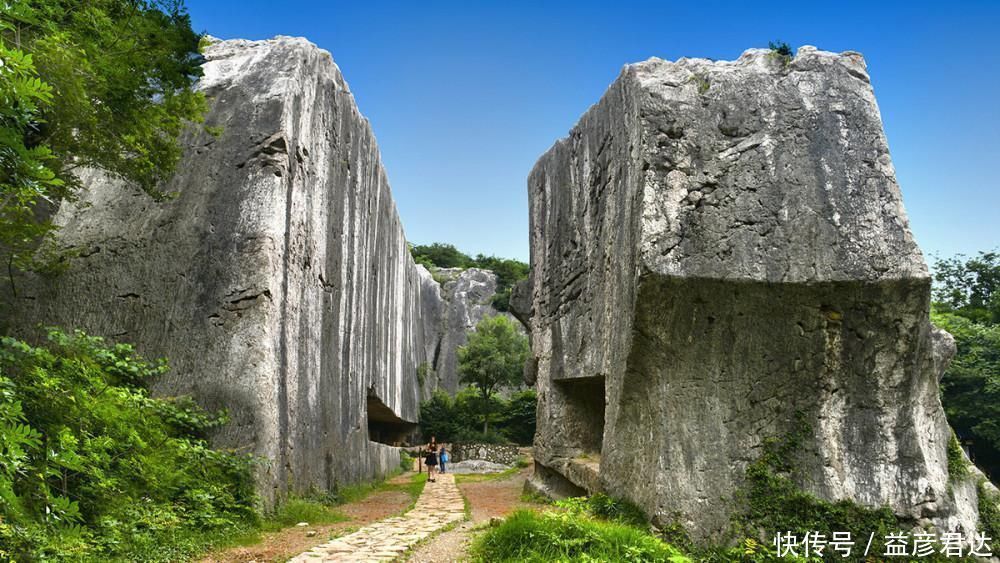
[455,467,520,484]
[470,510,689,562]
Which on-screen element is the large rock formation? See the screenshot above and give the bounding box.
[519,46,987,540]
[426,267,502,393]
[4,37,440,505]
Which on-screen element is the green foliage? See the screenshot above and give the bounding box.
[1,0,206,293]
[471,509,690,563]
[701,416,976,562]
[933,251,1000,324]
[458,315,530,434]
[416,361,432,388]
[690,74,710,94]
[418,388,536,445]
[979,480,1000,543]
[556,493,649,530]
[399,450,413,472]
[0,38,66,290]
[410,242,473,269]
[0,329,257,561]
[264,498,347,531]
[932,309,1000,480]
[948,431,970,480]
[768,40,794,66]
[408,242,528,312]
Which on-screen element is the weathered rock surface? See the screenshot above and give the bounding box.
[4,37,442,505]
[520,46,985,540]
[429,268,502,393]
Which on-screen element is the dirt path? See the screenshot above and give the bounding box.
[405,464,537,563]
[290,473,466,562]
[201,473,418,563]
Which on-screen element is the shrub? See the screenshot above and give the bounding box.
[767,40,794,67]
[0,329,257,561]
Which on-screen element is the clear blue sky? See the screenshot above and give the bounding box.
[186,0,998,263]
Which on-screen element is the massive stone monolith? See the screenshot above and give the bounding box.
[518,46,988,540]
[4,36,441,506]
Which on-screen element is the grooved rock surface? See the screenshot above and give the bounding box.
[4,36,443,505]
[430,268,501,393]
[520,46,983,539]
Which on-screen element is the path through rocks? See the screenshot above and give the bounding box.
[290,473,466,562]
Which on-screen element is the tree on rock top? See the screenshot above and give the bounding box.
[457,315,529,434]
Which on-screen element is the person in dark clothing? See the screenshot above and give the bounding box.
[424,442,438,482]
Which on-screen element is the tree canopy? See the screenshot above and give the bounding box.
[932,251,1000,482]
[457,315,529,433]
[1,0,206,292]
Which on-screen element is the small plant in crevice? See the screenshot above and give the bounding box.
[768,40,794,67]
[948,431,971,480]
[690,73,711,94]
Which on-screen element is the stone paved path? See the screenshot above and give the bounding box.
[290,473,465,562]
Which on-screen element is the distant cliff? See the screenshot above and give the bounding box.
[5,36,441,506]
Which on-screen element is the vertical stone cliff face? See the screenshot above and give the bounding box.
[520,46,986,539]
[4,37,442,505]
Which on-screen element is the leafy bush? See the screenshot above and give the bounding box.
[1,0,208,292]
[0,329,257,561]
[932,309,1000,480]
[980,481,1000,545]
[399,450,414,472]
[471,509,690,563]
[767,40,793,65]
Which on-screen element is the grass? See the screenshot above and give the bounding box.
[469,510,690,562]
[519,490,552,505]
[262,498,350,532]
[455,467,520,484]
[204,470,428,556]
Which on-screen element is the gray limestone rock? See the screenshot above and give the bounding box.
[523,46,985,540]
[431,267,502,393]
[4,36,443,506]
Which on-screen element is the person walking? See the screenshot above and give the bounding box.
[438,445,449,474]
[424,442,438,482]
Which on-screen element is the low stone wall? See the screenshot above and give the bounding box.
[450,443,520,465]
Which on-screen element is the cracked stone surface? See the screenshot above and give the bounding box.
[290,474,466,562]
[517,46,986,540]
[3,36,444,507]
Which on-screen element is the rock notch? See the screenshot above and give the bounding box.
[516,46,986,539]
[5,36,441,506]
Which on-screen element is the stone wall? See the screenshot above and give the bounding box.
[450,443,521,466]
[4,37,443,506]
[518,46,986,540]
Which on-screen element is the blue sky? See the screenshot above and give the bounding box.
[186,0,999,263]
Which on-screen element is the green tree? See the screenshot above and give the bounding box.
[409,242,473,269]
[932,251,1000,481]
[1,0,206,293]
[457,315,529,434]
[933,251,1000,324]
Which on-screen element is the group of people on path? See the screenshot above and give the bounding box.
[422,436,449,482]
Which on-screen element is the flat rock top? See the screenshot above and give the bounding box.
[625,46,926,283]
